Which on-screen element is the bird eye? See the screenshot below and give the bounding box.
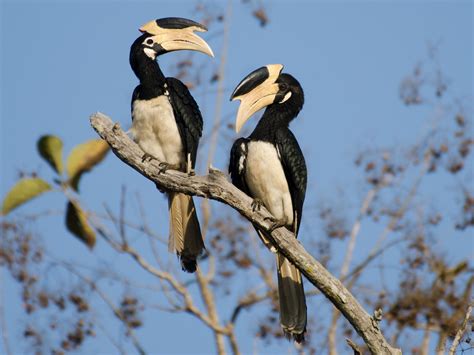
[146,38,154,45]
[279,83,288,92]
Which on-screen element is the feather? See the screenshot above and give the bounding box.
[277,253,307,342]
[168,192,204,272]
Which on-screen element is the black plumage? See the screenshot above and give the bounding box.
[166,78,203,170]
[274,128,307,234]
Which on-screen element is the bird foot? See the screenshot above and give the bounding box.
[141,153,155,163]
[264,217,286,233]
[187,169,196,177]
[251,198,264,212]
[158,162,180,174]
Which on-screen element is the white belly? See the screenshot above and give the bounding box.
[245,141,293,225]
[131,96,184,167]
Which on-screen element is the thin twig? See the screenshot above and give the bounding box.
[119,185,127,245]
[340,187,379,279]
[117,242,230,335]
[230,291,271,324]
[62,264,146,355]
[448,304,472,355]
[228,325,241,355]
[420,324,431,355]
[346,338,362,355]
[328,187,379,355]
[436,332,448,355]
[195,268,227,354]
[347,154,431,286]
[96,321,128,355]
[92,211,230,335]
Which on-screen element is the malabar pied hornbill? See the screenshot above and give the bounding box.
[228,64,307,342]
[129,18,214,272]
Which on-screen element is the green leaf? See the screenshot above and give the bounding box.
[65,202,96,249]
[66,139,109,191]
[37,135,64,174]
[1,178,52,215]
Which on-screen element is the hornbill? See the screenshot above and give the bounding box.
[129,18,214,272]
[228,64,307,342]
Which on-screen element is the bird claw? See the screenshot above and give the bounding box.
[158,162,180,174]
[187,169,196,177]
[264,217,286,233]
[158,162,171,174]
[251,198,264,212]
[141,153,155,163]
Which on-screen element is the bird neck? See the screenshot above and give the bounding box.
[131,53,167,96]
[250,104,298,140]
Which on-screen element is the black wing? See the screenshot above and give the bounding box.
[275,129,307,236]
[166,78,203,169]
[229,137,251,195]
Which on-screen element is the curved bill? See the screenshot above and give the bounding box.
[140,18,214,57]
[231,64,283,133]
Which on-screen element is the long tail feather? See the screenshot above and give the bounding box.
[168,192,204,272]
[276,253,307,342]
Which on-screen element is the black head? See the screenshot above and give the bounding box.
[275,73,304,113]
[130,32,163,62]
[129,33,162,80]
[230,64,304,132]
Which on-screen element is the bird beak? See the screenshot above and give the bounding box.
[230,64,283,133]
[140,18,214,57]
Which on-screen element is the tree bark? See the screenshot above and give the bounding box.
[90,112,402,355]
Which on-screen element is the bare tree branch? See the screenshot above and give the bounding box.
[340,187,380,279]
[346,338,362,355]
[200,0,233,241]
[448,304,472,355]
[117,245,230,335]
[92,213,232,337]
[228,326,240,355]
[420,324,431,355]
[62,264,146,355]
[195,268,227,355]
[436,333,448,355]
[90,112,402,355]
[95,322,128,355]
[329,187,379,355]
[230,290,271,324]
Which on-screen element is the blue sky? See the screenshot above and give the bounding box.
[1,0,472,354]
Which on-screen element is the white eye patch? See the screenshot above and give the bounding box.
[142,37,155,47]
[143,47,157,59]
[279,91,292,103]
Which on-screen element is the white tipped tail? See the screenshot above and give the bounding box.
[277,253,307,342]
[168,192,204,272]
